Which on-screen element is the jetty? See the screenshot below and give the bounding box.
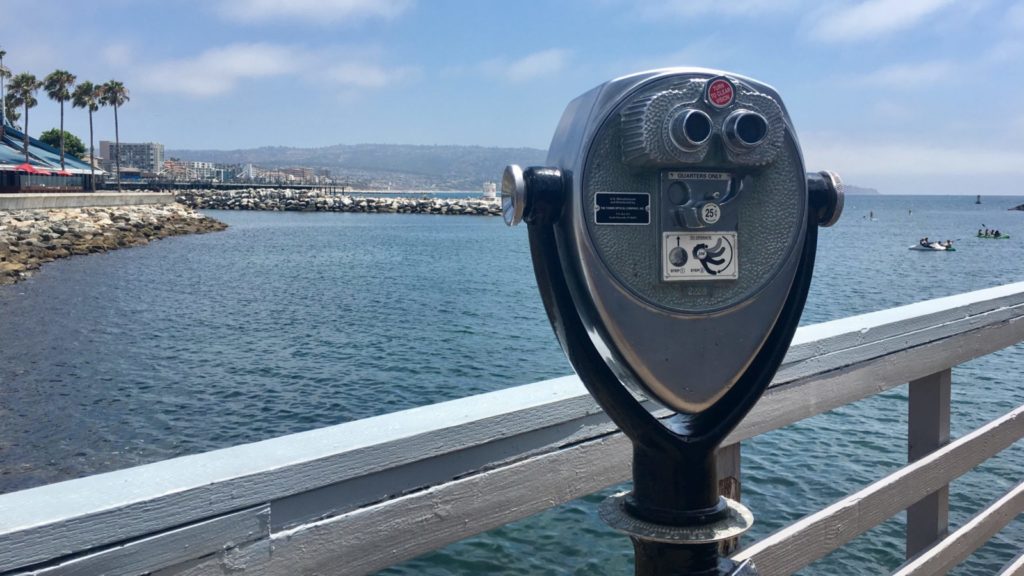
[0,193,226,285]
[174,188,502,216]
[2,282,1024,574]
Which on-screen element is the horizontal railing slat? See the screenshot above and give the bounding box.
[895,481,1024,576]
[10,505,269,576]
[0,376,610,572]
[730,308,1024,444]
[731,404,1024,575]
[247,316,1024,576]
[998,550,1024,575]
[2,282,1024,573]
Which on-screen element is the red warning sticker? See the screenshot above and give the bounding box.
[706,78,734,108]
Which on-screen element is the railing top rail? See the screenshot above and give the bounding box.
[3,281,1024,573]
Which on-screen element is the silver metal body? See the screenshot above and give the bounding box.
[547,68,808,413]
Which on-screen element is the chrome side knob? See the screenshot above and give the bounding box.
[502,164,526,227]
[807,170,844,227]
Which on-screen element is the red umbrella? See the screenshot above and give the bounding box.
[56,170,72,176]
[14,162,51,175]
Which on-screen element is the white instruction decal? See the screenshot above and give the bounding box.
[663,232,738,281]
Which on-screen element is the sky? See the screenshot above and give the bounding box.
[3,0,1024,194]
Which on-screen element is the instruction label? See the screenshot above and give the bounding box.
[663,232,738,281]
[666,171,729,181]
[595,192,650,225]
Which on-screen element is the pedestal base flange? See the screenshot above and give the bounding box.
[599,493,754,544]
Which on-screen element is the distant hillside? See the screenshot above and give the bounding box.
[168,143,878,193]
[166,143,548,190]
[845,185,879,195]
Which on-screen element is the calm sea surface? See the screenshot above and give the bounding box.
[2,194,1024,574]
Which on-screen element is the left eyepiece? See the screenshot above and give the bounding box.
[723,110,769,150]
[669,108,713,151]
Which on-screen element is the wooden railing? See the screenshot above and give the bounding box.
[3,282,1024,575]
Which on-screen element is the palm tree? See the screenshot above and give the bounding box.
[73,81,101,191]
[0,49,8,141]
[100,80,129,191]
[43,69,76,169]
[9,73,40,163]
[4,92,20,128]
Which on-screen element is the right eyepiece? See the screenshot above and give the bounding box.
[669,108,713,151]
[723,110,768,150]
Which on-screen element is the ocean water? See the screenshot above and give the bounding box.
[2,194,1024,574]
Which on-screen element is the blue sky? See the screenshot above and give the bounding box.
[3,0,1024,194]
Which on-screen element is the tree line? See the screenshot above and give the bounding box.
[0,48,130,191]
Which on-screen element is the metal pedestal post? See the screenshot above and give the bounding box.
[599,444,755,576]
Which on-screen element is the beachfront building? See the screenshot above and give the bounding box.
[0,123,103,193]
[159,159,243,182]
[99,140,164,175]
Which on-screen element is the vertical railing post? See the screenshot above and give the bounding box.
[717,442,742,556]
[907,368,951,560]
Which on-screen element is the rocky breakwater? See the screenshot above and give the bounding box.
[0,204,227,286]
[175,189,502,216]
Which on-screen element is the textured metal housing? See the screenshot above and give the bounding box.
[546,68,808,413]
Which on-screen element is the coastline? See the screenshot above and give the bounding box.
[174,188,502,215]
[0,204,227,286]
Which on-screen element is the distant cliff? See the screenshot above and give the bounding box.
[168,143,880,193]
[167,144,547,191]
[844,185,879,195]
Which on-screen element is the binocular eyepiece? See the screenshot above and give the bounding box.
[666,108,769,154]
[669,108,713,150]
[723,110,769,150]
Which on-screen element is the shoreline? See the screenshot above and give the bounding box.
[0,204,227,286]
[174,188,502,215]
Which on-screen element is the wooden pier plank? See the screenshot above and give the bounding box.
[731,405,1024,575]
[9,505,268,576]
[894,481,1024,576]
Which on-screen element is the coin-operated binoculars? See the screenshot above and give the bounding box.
[503,69,843,575]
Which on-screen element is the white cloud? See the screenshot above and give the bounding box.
[482,49,571,83]
[1012,113,1024,134]
[324,63,418,89]
[984,39,1024,64]
[139,43,298,97]
[617,38,739,74]
[852,60,957,88]
[640,0,801,17]
[138,43,416,98]
[1009,2,1024,29]
[216,0,412,24]
[809,0,956,42]
[101,44,134,68]
[803,135,1024,177]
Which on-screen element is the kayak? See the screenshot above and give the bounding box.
[909,243,956,252]
[977,234,1010,240]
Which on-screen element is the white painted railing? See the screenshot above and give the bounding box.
[3,282,1024,576]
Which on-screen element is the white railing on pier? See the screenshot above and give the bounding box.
[3,282,1024,575]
